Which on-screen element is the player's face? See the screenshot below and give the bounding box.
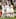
[11,5,13,8]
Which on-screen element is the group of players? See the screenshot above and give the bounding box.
[1,0,14,17]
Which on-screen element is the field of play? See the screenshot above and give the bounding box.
[0,17,16,19]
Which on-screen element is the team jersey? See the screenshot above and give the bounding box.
[6,5,14,13]
[2,4,4,16]
[5,5,9,8]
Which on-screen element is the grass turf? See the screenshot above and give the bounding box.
[0,17,16,19]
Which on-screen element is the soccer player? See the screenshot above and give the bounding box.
[2,3,5,17]
[10,3,14,17]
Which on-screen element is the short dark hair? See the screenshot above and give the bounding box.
[8,0,9,1]
[6,2,7,5]
[11,3,14,5]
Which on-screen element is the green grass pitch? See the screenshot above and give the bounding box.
[0,17,16,19]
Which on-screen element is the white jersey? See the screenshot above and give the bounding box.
[2,5,4,13]
[5,5,9,12]
[5,5,9,8]
[10,5,14,13]
[6,5,14,13]
[7,7,11,12]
